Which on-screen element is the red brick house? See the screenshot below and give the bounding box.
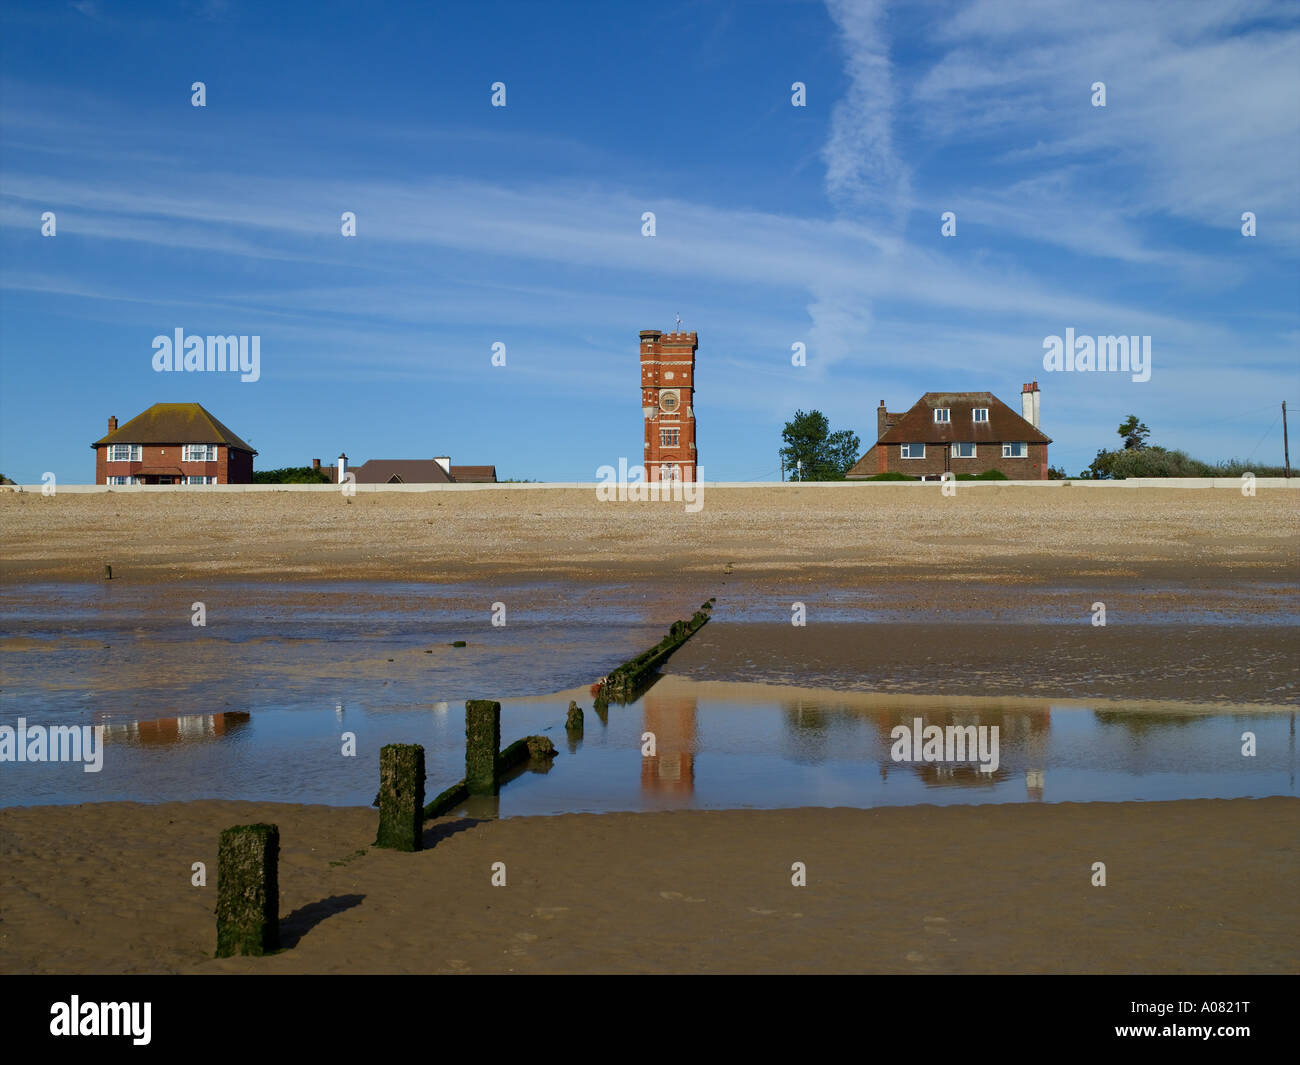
[92,403,256,484]
[847,383,1050,480]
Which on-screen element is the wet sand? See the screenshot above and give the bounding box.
[0,797,1295,974]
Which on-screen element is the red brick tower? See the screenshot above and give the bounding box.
[640,329,698,482]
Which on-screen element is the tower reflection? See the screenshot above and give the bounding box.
[641,689,697,795]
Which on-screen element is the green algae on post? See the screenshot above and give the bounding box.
[426,732,557,818]
[375,743,425,852]
[598,598,715,703]
[465,699,501,795]
[566,701,584,733]
[215,823,279,957]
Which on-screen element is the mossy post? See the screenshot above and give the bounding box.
[465,699,501,795]
[376,743,425,852]
[566,701,584,733]
[215,823,279,957]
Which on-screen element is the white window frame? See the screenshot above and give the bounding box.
[108,444,141,462]
[659,428,679,447]
[108,475,128,485]
[934,408,950,424]
[973,408,989,423]
[186,475,212,485]
[952,443,976,459]
[901,443,925,459]
[183,444,217,462]
[1002,442,1027,458]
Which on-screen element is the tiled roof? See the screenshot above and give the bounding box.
[877,392,1050,445]
[93,403,256,453]
[351,460,454,484]
[449,465,497,483]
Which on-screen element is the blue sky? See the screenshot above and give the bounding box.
[1,0,1297,482]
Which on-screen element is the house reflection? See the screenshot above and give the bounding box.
[641,690,696,795]
[871,705,1051,800]
[782,700,1053,801]
[100,711,251,745]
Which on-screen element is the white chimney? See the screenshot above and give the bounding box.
[1021,382,1040,429]
[434,456,450,474]
[337,453,347,484]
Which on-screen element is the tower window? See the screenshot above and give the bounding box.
[660,428,679,447]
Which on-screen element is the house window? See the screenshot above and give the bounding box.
[660,428,679,447]
[952,443,976,459]
[1003,442,1027,458]
[186,476,213,485]
[109,444,141,462]
[934,408,950,423]
[183,444,217,462]
[973,408,989,423]
[108,476,128,485]
[901,443,924,459]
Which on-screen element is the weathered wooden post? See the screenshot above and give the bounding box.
[566,701,584,734]
[215,823,279,957]
[465,699,501,795]
[376,743,425,851]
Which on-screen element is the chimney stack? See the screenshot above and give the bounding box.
[1021,381,1041,429]
[108,415,118,432]
[312,458,320,471]
[434,456,451,474]
[337,453,347,484]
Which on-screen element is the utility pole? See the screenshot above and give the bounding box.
[780,454,785,482]
[1284,401,1291,478]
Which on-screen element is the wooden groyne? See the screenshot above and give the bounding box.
[595,598,715,706]
[415,599,716,820]
[422,701,557,819]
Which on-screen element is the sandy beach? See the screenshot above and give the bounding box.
[1,486,1296,974]
[2,486,1295,588]
[0,796,1294,974]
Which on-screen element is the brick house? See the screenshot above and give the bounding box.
[92,403,256,484]
[847,383,1050,480]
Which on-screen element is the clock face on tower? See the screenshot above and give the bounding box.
[659,389,680,413]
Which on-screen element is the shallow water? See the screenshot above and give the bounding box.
[2,580,1295,812]
[0,676,1293,812]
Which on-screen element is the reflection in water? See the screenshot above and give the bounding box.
[787,701,1053,801]
[2,676,1294,813]
[641,690,696,795]
[1092,710,1202,733]
[100,711,251,746]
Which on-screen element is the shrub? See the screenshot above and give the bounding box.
[252,467,332,484]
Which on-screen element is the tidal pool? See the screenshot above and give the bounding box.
[0,675,1292,813]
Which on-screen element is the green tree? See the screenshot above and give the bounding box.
[1117,415,1150,450]
[780,410,861,480]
